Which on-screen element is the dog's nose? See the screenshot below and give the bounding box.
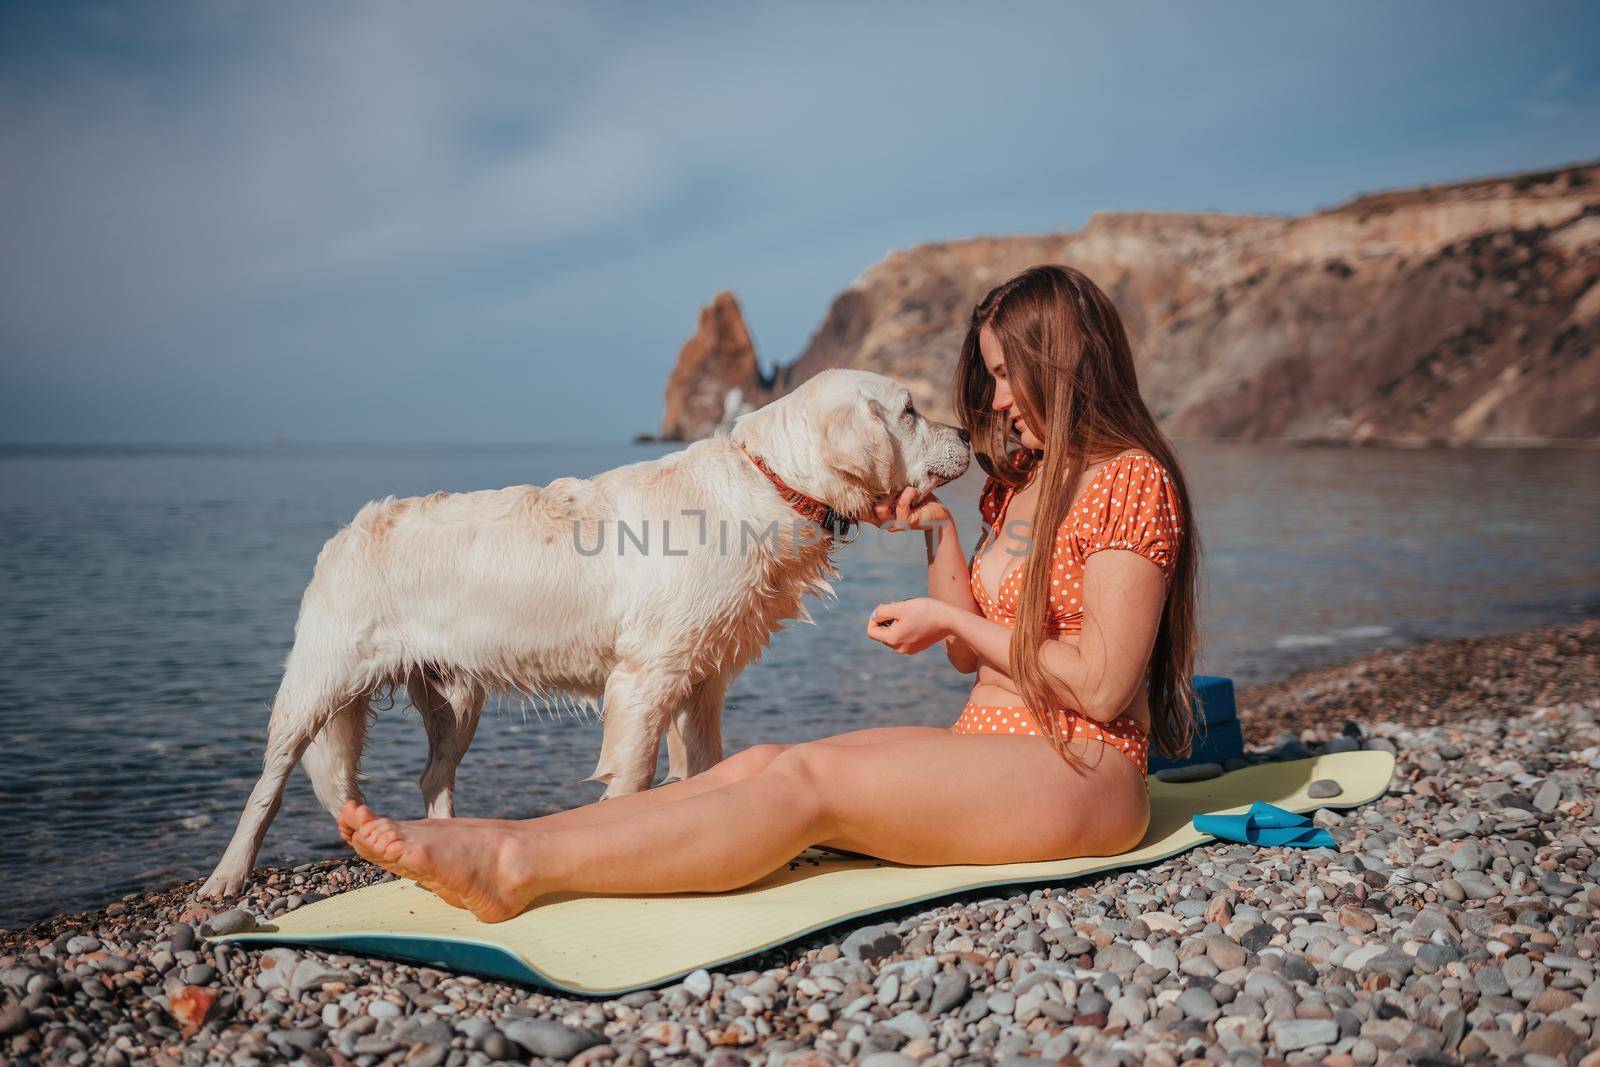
[957,428,971,445]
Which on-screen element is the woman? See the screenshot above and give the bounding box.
[338,264,1200,923]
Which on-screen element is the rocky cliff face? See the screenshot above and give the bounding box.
[659,162,1600,445]
[656,291,771,441]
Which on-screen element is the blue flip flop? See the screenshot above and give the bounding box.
[1192,801,1336,849]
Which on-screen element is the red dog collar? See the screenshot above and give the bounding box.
[735,441,855,539]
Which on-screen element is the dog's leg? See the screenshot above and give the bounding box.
[301,702,370,817]
[410,673,485,820]
[664,718,690,785]
[590,666,692,797]
[199,605,374,899]
[199,688,355,899]
[588,672,631,789]
[666,676,728,782]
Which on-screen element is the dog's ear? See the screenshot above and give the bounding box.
[819,398,893,497]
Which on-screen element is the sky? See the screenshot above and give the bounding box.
[1,1,1598,444]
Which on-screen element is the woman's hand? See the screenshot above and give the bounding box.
[866,597,954,655]
[862,487,951,532]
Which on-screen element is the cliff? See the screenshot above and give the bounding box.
[656,291,771,441]
[658,161,1600,445]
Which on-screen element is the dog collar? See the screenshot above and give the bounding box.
[735,441,856,540]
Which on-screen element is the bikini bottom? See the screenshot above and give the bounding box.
[950,702,1149,774]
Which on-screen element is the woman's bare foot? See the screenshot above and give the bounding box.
[337,802,535,923]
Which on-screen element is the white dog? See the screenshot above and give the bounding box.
[198,369,971,897]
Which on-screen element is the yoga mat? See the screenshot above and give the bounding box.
[214,750,1394,995]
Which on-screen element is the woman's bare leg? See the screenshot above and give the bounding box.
[413,743,793,836]
[339,729,1149,922]
[395,727,939,837]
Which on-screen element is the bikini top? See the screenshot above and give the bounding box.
[968,451,1184,636]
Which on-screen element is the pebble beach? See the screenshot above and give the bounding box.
[2,619,1597,1067]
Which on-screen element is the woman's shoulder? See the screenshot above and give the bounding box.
[1066,448,1184,572]
[1088,450,1177,497]
[1100,448,1169,476]
[1065,450,1169,504]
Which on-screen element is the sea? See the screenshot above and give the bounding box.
[1,441,1597,928]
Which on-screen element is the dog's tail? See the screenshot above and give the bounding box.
[301,700,371,816]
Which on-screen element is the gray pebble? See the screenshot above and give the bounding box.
[1271,1017,1338,1050]
[1416,943,1461,967]
[1450,841,1489,872]
[352,1035,399,1055]
[1156,762,1224,783]
[1244,969,1294,1002]
[1095,943,1141,976]
[201,909,258,936]
[406,1045,447,1067]
[269,1029,322,1054]
[367,1000,401,1020]
[1282,954,1318,984]
[182,963,216,985]
[859,1054,917,1067]
[290,959,355,996]
[166,924,196,953]
[1412,909,1456,939]
[0,965,38,993]
[682,968,712,998]
[395,1016,452,1046]
[1060,936,1094,956]
[1207,935,1248,970]
[0,1003,29,1037]
[929,971,969,1015]
[1077,989,1111,1015]
[1178,986,1219,1020]
[842,922,902,962]
[1367,952,1415,978]
[1540,875,1580,898]
[883,1010,932,1040]
[503,1018,605,1059]
[1241,923,1277,953]
[1012,927,1044,955]
[1306,779,1342,799]
[1475,966,1511,996]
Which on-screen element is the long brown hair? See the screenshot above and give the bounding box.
[954,264,1200,764]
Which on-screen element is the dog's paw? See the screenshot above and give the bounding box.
[195,871,245,901]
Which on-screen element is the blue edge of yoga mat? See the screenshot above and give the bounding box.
[1148,674,1244,773]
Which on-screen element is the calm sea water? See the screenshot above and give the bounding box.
[1,441,1596,928]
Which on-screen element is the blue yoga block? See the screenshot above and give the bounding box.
[1148,674,1244,772]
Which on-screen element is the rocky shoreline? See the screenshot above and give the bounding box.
[3,619,1597,1066]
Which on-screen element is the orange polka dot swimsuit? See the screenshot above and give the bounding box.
[949,450,1185,775]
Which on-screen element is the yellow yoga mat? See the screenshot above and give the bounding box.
[215,751,1394,995]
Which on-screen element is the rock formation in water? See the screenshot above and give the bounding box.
[656,291,771,441]
[657,162,1600,445]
